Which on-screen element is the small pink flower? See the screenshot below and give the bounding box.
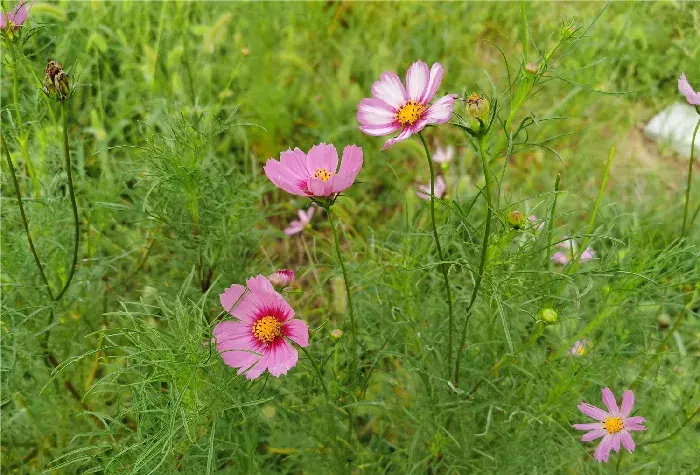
[268,269,294,288]
[1,1,30,31]
[264,143,363,198]
[569,339,590,356]
[417,175,446,200]
[284,204,317,236]
[574,388,647,463]
[357,60,458,149]
[528,215,544,232]
[678,73,700,106]
[213,275,309,379]
[432,145,455,164]
[551,239,595,264]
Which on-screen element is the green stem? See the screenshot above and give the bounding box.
[544,173,561,269]
[418,132,454,378]
[455,136,493,386]
[638,406,700,448]
[326,207,357,384]
[1,134,55,301]
[682,118,700,237]
[55,104,80,301]
[298,345,331,401]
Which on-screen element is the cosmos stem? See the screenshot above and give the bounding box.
[418,132,454,379]
[454,135,492,387]
[682,118,700,237]
[326,207,358,387]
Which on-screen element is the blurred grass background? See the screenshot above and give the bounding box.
[1,1,699,473]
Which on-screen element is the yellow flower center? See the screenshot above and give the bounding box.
[252,316,283,343]
[313,168,333,182]
[396,101,426,126]
[576,346,585,355]
[603,417,623,435]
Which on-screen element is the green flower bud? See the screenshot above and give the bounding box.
[330,328,343,340]
[524,62,539,75]
[507,210,525,230]
[539,308,558,325]
[465,93,490,131]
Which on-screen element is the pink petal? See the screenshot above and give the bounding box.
[332,144,363,193]
[306,143,338,176]
[573,423,603,431]
[620,390,634,418]
[381,127,415,150]
[283,319,309,347]
[284,220,304,236]
[243,349,272,379]
[264,159,308,196]
[279,148,310,182]
[357,98,399,133]
[611,433,621,453]
[246,275,275,294]
[371,71,408,109]
[231,292,268,322]
[578,402,610,421]
[419,62,444,104]
[620,431,635,453]
[551,252,569,265]
[406,60,430,102]
[416,184,431,200]
[213,321,251,340]
[626,425,647,432]
[308,177,334,197]
[594,435,614,463]
[266,339,299,377]
[435,175,446,198]
[601,387,620,415]
[679,73,700,106]
[304,205,315,221]
[426,94,457,125]
[220,284,246,313]
[624,415,645,426]
[580,248,596,262]
[581,429,606,442]
[0,12,7,29]
[11,0,29,25]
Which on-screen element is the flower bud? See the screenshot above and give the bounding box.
[524,62,539,75]
[465,93,490,131]
[539,308,558,325]
[507,210,525,230]
[330,328,343,340]
[43,59,71,102]
[268,269,294,288]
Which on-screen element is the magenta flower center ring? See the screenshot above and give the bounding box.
[396,101,427,126]
[603,417,623,435]
[313,167,333,182]
[253,316,283,343]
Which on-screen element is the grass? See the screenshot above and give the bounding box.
[1,1,699,473]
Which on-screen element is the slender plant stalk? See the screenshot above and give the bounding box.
[638,406,700,448]
[455,135,493,386]
[2,134,55,300]
[682,118,700,237]
[544,173,561,269]
[298,345,331,401]
[418,132,454,377]
[55,104,80,301]
[326,207,357,384]
[566,147,614,276]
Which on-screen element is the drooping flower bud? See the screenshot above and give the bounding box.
[465,93,490,131]
[268,269,294,288]
[43,59,71,102]
[539,308,558,325]
[507,210,526,230]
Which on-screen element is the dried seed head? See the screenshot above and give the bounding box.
[43,58,71,102]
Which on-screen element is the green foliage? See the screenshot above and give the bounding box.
[1,2,699,474]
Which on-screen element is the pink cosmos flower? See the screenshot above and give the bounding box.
[574,388,647,463]
[213,275,309,379]
[569,339,590,357]
[268,269,294,288]
[357,60,458,149]
[0,1,30,31]
[551,239,595,265]
[432,145,455,165]
[678,73,700,106]
[284,204,317,236]
[264,143,363,198]
[417,175,446,200]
